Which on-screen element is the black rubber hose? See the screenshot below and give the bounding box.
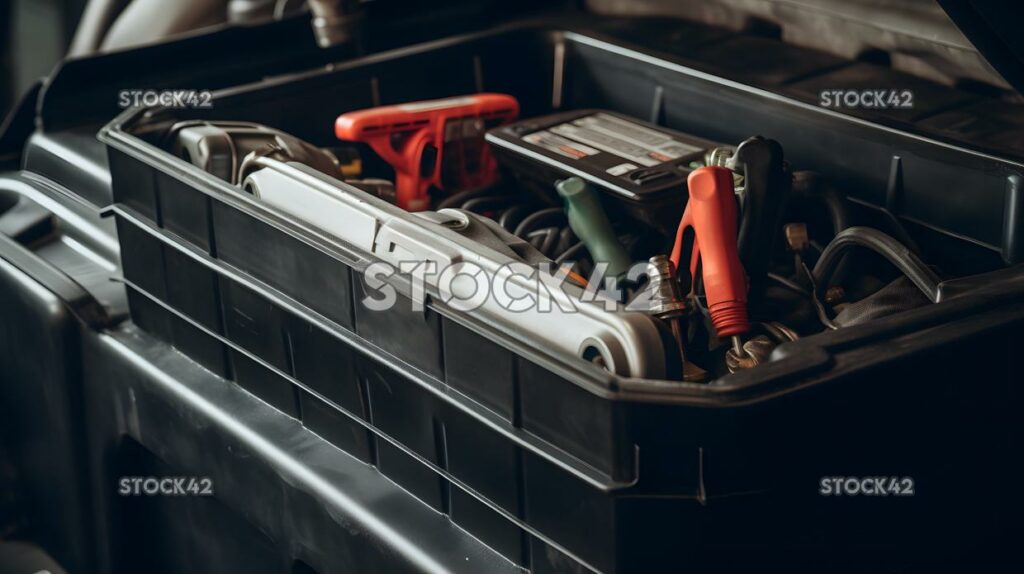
[790,171,853,287]
[812,226,941,303]
[790,171,851,235]
[735,136,789,296]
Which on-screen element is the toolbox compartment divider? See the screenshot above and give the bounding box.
[115,268,613,574]
[110,203,632,490]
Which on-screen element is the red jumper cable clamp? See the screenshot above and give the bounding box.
[335,93,519,211]
[670,166,751,342]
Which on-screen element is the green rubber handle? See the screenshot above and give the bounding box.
[556,177,631,278]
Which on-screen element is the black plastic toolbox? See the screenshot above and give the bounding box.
[99,23,1024,573]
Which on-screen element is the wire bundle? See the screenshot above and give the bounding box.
[437,187,640,278]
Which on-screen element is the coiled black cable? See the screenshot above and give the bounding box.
[439,188,644,278]
[436,186,502,210]
[513,207,565,237]
[497,204,533,232]
[440,190,585,261]
[461,195,517,214]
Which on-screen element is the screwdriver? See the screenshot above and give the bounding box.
[556,177,632,279]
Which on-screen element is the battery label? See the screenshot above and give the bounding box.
[548,113,702,167]
[523,130,599,159]
[606,163,638,176]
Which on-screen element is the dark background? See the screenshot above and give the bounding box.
[0,0,88,119]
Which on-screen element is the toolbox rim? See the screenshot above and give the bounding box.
[98,22,1024,406]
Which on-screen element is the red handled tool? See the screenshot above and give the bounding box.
[335,93,519,211]
[670,166,750,339]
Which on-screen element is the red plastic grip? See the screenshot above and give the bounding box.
[335,93,519,211]
[670,166,750,338]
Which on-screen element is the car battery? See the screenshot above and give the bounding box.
[486,110,722,237]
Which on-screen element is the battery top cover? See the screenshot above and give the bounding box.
[486,110,720,201]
